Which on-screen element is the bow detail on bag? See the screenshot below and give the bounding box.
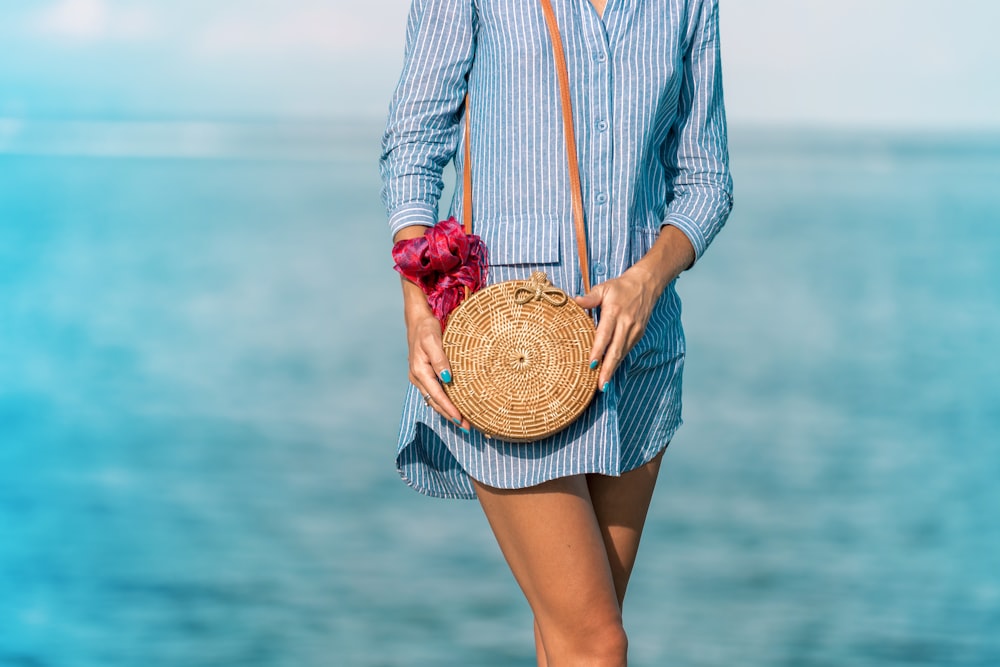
[392,217,489,328]
[513,271,568,307]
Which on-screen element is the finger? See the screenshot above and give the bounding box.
[431,392,472,434]
[411,334,469,430]
[573,287,604,311]
[572,285,607,365]
[406,315,468,432]
[411,358,457,420]
[589,305,617,381]
[598,323,629,389]
[411,363,468,431]
[599,315,649,388]
[420,330,454,385]
[410,324,454,400]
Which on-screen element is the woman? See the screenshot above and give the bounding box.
[380,0,732,664]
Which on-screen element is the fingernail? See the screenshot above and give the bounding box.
[451,417,462,426]
[460,426,471,435]
[440,369,452,384]
[589,359,599,370]
[601,381,610,393]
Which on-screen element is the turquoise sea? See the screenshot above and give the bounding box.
[1,122,999,666]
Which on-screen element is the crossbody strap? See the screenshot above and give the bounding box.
[462,0,591,294]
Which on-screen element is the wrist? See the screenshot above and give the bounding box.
[627,259,672,298]
[629,225,695,290]
[401,281,434,317]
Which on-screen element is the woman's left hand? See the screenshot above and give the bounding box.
[573,266,664,390]
[573,225,696,389]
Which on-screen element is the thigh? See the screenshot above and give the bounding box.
[472,475,623,637]
[587,449,665,607]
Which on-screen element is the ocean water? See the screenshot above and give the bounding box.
[1,123,998,666]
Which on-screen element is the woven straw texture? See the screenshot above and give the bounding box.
[443,272,598,442]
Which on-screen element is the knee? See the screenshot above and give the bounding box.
[545,614,628,666]
[586,621,628,664]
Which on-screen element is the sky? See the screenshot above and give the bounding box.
[1,0,999,128]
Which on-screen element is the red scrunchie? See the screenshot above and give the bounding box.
[392,217,488,328]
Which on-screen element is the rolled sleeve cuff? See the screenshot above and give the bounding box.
[662,212,708,263]
[388,203,438,238]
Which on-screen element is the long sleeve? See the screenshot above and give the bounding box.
[379,0,477,237]
[660,0,734,264]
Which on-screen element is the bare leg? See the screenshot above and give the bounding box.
[587,449,666,607]
[473,475,628,667]
[533,619,548,667]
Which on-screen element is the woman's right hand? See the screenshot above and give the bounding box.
[395,225,471,433]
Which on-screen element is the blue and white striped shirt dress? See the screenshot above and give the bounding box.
[379,0,733,499]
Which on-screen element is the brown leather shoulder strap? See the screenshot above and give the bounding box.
[463,0,591,293]
[462,105,473,231]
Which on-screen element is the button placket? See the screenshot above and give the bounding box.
[581,8,614,288]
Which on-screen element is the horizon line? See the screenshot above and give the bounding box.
[3,117,999,161]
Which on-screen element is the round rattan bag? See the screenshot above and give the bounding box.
[442,271,598,442]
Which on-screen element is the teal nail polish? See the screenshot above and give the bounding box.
[450,417,470,434]
[589,359,599,370]
[601,381,610,393]
[440,369,452,384]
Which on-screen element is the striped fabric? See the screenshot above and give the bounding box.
[380,0,733,499]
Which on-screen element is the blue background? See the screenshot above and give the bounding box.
[2,2,999,665]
